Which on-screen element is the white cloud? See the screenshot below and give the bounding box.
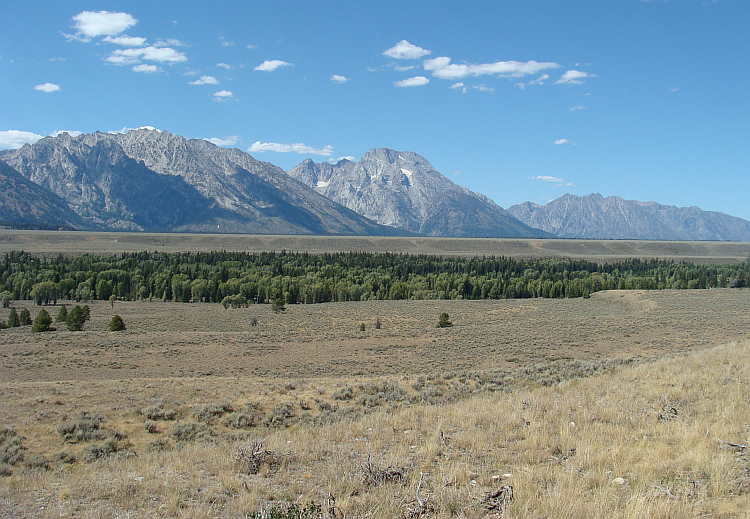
[529,175,573,186]
[34,83,60,93]
[330,74,350,83]
[212,90,235,102]
[570,105,587,112]
[394,65,415,72]
[103,35,146,46]
[451,82,465,90]
[553,139,577,145]
[394,76,429,87]
[68,11,137,41]
[332,156,355,162]
[219,37,234,47]
[108,126,162,134]
[132,64,161,73]
[529,74,549,85]
[216,62,234,69]
[248,141,333,156]
[0,130,44,149]
[555,70,590,85]
[383,40,431,60]
[205,135,238,146]
[246,44,257,50]
[424,57,560,80]
[254,60,293,72]
[190,75,219,85]
[106,46,187,65]
[154,39,186,47]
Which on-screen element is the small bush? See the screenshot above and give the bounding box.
[170,422,213,443]
[144,420,159,434]
[193,402,233,424]
[56,411,106,443]
[332,387,354,401]
[271,298,286,313]
[0,427,26,467]
[108,314,126,331]
[55,451,76,465]
[23,454,50,472]
[146,438,173,453]
[140,404,178,421]
[437,312,453,328]
[83,437,133,462]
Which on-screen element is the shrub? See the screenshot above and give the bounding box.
[0,427,26,467]
[23,454,50,472]
[437,312,453,328]
[170,422,213,443]
[144,420,159,434]
[19,308,31,326]
[140,404,178,421]
[108,314,126,331]
[221,294,249,309]
[271,298,286,313]
[332,387,354,401]
[56,411,106,443]
[83,437,133,462]
[146,438,173,453]
[31,309,53,333]
[193,402,233,424]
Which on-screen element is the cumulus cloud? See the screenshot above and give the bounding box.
[330,74,350,83]
[394,76,429,87]
[205,135,238,146]
[555,70,590,85]
[254,60,293,72]
[216,62,234,69]
[34,83,60,93]
[383,40,431,60]
[212,90,235,102]
[424,57,560,80]
[132,64,160,73]
[67,11,137,41]
[103,35,146,46]
[248,141,333,156]
[106,46,187,65]
[0,130,44,149]
[451,82,494,94]
[190,75,219,85]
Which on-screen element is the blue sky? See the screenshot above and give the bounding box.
[2,1,748,220]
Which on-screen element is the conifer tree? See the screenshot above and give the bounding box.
[19,308,31,326]
[7,307,19,328]
[31,309,53,333]
[56,305,68,323]
[108,315,126,331]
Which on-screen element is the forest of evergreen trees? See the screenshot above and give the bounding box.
[0,250,747,308]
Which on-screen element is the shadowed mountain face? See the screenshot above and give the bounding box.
[508,193,750,241]
[0,160,92,229]
[287,149,551,238]
[1,130,405,235]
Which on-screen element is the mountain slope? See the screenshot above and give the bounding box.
[0,160,93,230]
[288,149,550,238]
[508,193,750,241]
[1,130,404,235]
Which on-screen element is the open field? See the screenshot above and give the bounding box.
[2,230,750,263]
[1,289,749,517]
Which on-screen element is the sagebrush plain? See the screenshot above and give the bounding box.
[1,233,749,518]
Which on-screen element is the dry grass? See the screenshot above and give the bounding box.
[2,230,750,263]
[1,339,749,518]
[1,288,749,517]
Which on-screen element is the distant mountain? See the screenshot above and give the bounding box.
[0,160,93,230]
[287,149,550,238]
[507,193,750,241]
[1,130,405,235]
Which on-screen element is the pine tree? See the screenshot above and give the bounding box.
[108,315,126,331]
[271,298,286,313]
[19,308,31,326]
[31,309,53,333]
[7,307,19,328]
[66,305,91,331]
[56,305,68,323]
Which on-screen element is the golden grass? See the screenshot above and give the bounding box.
[2,338,750,518]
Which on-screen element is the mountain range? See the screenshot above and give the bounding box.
[287,149,548,238]
[507,193,750,241]
[1,128,749,242]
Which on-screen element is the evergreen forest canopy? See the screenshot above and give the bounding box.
[1,250,748,308]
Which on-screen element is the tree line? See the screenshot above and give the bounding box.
[0,250,747,307]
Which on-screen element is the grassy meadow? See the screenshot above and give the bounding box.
[0,285,749,517]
